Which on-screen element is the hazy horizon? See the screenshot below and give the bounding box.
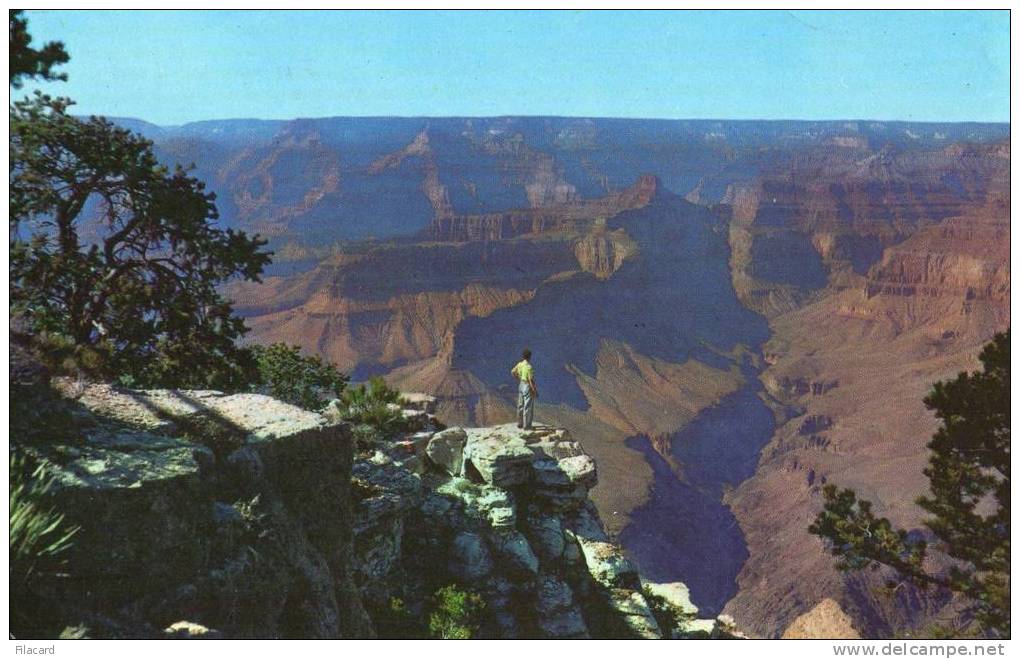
[106,113,1011,128]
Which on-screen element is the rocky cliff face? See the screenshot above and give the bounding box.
[721,184,1009,637]
[125,117,1006,255]
[423,175,659,243]
[718,141,1009,319]
[227,178,769,609]
[17,382,732,639]
[350,417,658,639]
[20,382,372,639]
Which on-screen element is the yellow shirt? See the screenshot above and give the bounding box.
[511,360,533,382]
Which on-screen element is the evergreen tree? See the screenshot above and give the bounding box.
[9,10,68,88]
[10,14,271,389]
[810,331,1010,637]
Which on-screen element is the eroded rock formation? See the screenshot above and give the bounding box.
[122,116,1010,638]
[18,382,726,639]
[722,184,1009,637]
[345,414,666,639]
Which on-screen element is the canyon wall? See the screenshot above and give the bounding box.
[717,148,1010,637]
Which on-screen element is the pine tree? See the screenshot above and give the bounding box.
[10,13,271,389]
[810,331,1010,637]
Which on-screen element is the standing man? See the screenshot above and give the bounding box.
[511,348,538,430]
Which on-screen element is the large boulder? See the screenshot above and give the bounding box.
[21,382,373,640]
[490,530,539,576]
[462,429,534,487]
[24,426,214,604]
[425,427,467,476]
[449,531,493,580]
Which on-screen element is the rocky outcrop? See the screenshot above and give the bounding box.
[720,141,1009,318]
[19,382,372,639]
[423,175,659,243]
[349,418,667,639]
[573,227,637,279]
[782,599,861,639]
[199,120,1011,640]
[20,379,690,638]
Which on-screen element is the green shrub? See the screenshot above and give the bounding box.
[10,453,79,586]
[428,584,485,639]
[351,423,384,452]
[250,343,348,411]
[339,376,407,437]
[810,331,1010,637]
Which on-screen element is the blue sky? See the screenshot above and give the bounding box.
[21,9,1010,125]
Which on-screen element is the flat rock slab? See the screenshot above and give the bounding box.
[642,580,698,617]
[67,383,331,444]
[463,431,533,487]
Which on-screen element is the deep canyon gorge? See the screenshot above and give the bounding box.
[114,116,1009,637]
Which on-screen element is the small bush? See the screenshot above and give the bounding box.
[233,494,270,540]
[250,343,348,411]
[428,584,486,639]
[339,377,407,437]
[351,423,384,451]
